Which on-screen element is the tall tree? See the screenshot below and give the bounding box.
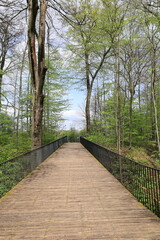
[60,0,125,132]
[145,19,160,152]
[27,0,48,148]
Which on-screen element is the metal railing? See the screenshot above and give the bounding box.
[0,136,67,198]
[80,137,160,218]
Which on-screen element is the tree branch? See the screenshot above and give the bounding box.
[10,7,28,22]
[92,47,112,83]
[1,93,19,110]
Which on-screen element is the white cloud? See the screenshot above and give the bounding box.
[63,109,83,119]
[62,109,85,130]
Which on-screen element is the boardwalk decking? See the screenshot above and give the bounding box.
[0,143,160,240]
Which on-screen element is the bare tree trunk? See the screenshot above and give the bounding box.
[0,74,3,112]
[26,74,31,133]
[85,51,92,133]
[115,49,121,154]
[85,86,92,133]
[122,85,127,148]
[13,71,18,133]
[138,80,141,111]
[129,91,133,148]
[151,49,160,153]
[27,0,47,149]
[0,49,7,112]
[16,44,27,148]
[45,26,50,135]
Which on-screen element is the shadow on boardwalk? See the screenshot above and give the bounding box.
[0,143,160,240]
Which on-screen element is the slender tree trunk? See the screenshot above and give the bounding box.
[26,74,31,133]
[115,50,121,154]
[46,26,50,134]
[116,77,121,153]
[27,0,47,149]
[145,85,150,145]
[151,49,160,153]
[16,44,27,148]
[96,79,102,123]
[85,51,92,133]
[0,49,7,112]
[86,86,92,133]
[94,93,97,121]
[129,91,133,148]
[13,71,18,136]
[0,74,3,112]
[122,85,127,148]
[138,80,141,111]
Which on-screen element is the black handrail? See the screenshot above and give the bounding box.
[80,137,160,218]
[0,136,67,198]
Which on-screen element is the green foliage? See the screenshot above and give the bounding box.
[16,132,31,152]
[0,132,31,164]
[0,113,15,145]
[42,130,66,145]
[85,131,109,147]
[126,147,150,165]
[0,161,24,198]
[93,94,117,145]
[0,144,18,164]
[65,128,80,142]
[65,0,125,80]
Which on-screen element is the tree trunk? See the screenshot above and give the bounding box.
[26,74,32,133]
[0,49,7,112]
[129,91,133,148]
[151,49,160,153]
[27,0,47,149]
[32,93,44,147]
[13,71,18,143]
[85,86,92,133]
[115,50,121,154]
[122,85,127,148]
[0,74,3,112]
[16,44,27,148]
[85,50,92,133]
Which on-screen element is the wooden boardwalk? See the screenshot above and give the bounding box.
[0,143,160,240]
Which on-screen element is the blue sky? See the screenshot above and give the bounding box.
[62,88,86,130]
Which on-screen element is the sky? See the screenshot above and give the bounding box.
[62,87,86,130]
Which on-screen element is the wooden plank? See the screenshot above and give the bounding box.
[0,143,160,240]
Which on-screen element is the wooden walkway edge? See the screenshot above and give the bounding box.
[0,143,160,240]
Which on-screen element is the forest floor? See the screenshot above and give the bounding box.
[85,134,160,169]
[108,145,160,169]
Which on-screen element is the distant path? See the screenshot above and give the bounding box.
[0,143,160,240]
